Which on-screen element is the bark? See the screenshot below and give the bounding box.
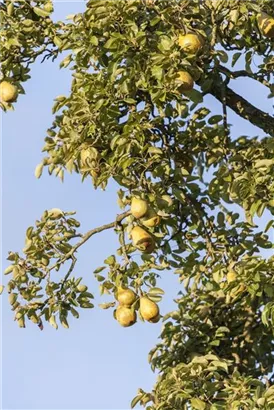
[210,84,274,135]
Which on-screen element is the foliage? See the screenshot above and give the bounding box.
[1,0,274,408]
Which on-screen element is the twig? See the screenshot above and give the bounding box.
[49,211,131,273]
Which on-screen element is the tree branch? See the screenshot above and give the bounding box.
[209,84,274,135]
[49,210,131,272]
[219,65,272,88]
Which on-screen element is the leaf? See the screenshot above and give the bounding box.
[232,52,241,67]
[186,89,203,104]
[131,395,142,408]
[90,36,99,46]
[4,265,13,275]
[53,36,63,48]
[70,307,79,318]
[94,266,106,274]
[218,50,229,63]
[0,285,4,295]
[208,115,223,124]
[49,315,58,329]
[99,302,116,309]
[148,287,165,295]
[33,7,51,17]
[104,255,116,265]
[35,163,43,179]
[191,398,206,410]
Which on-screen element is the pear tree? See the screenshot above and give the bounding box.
[1,0,274,408]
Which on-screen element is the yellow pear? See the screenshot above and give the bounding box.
[131,226,155,253]
[140,297,159,321]
[131,197,148,219]
[0,81,18,103]
[257,12,274,38]
[178,33,203,54]
[116,287,137,306]
[141,208,161,228]
[115,305,136,327]
[176,71,194,92]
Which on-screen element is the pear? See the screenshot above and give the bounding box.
[257,12,274,38]
[178,33,203,54]
[0,81,18,103]
[115,305,136,327]
[116,287,137,306]
[131,197,148,219]
[148,314,161,323]
[140,297,159,321]
[131,226,155,253]
[176,71,194,92]
[141,208,161,228]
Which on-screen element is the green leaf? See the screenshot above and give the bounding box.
[148,287,165,295]
[90,36,99,46]
[35,163,43,179]
[232,52,242,67]
[186,89,203,104]
[33,7,51,17]
[191,398,206,410]
[4,265,13,275]
[94,266,106,274]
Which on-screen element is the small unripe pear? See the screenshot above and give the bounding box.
[116,287,137,306]
[131,226,155,253]
[131,197,148,219]
[257,12,274,38]
[115,305,137,327]
[140,297,159,321]
[178,33,203,54]
[0,81,18,103]
[176,71,194,92]
[141,209,161,228]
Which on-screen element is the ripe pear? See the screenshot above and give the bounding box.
[257,12,274,38]
[141,208,161,228]
[131,226,155,253]
[116,287,137,306]
[176,71,194,92]
[0,81,18,103]
[140,297,159,321]
[115,305,136,327]
[131,197,148,219]
[178,33,203,54]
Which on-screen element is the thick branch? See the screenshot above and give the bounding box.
[210,84,274,135]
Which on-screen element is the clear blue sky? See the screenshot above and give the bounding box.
[1,2,273,409]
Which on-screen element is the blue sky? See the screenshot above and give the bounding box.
[1,2,273,410]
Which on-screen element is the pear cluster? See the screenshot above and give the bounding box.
[115,287,137,327]
[114,287,160,327]
[176,33,203,93]
[130,197,162,254]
